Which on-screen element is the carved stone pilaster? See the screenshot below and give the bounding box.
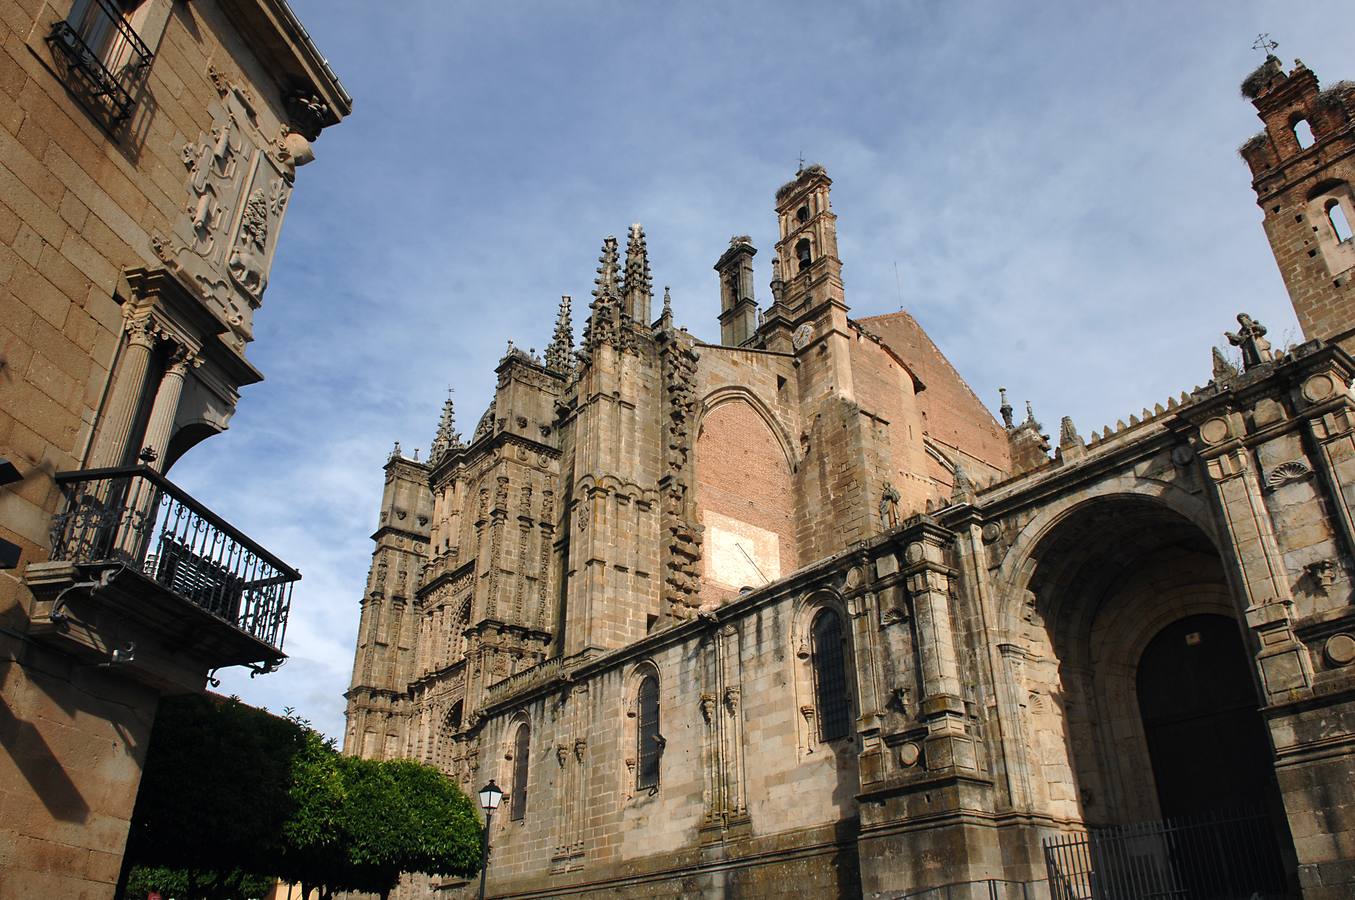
[1192,410,1312,699]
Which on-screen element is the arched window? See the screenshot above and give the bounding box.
[636,675,662,790]
[1294,118,1315,150]
[796,205,810,223]
[449,700,463,730]
[811,609,852,741]
[795,238,812,271]
[510,722,529,821]
[1328,199,1353,243]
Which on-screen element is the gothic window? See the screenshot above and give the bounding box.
[811,609,852,742]
[636,675,662,791]
[1294,118,1316,150]
[1328,199,1353,243]
[510,722,529,821]
[796,238,813,271]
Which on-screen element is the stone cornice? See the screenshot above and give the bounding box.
[218,0,352,126]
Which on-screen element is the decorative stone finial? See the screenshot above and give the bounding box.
[951,463,975,504]
[1225,313,1274,370]
[621,223,653,322]
[1025,400,1038,428]
[545,295,575,374]
[1058,416,1081,448]
[999,387,1014,429]
[1211,346,1239,383]
[389,441,401,461]
[430,389,462,463]
[770,258,785,305]
[583,236,622,354]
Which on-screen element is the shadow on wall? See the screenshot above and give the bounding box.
[0,672,91,824]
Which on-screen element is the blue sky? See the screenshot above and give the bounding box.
[169,2,1352,740]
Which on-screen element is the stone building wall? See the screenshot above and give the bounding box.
[0,2,346,897]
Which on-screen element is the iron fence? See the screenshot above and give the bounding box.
[47,0,153,124]
[1044,810,1289,900]
[49,466,298,651]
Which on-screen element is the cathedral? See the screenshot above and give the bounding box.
[343,56,1355,898]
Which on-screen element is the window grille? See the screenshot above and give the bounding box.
[636,675,661,790]
[47,0,152,125]
[812,610,852,742]
[510,723,529,821]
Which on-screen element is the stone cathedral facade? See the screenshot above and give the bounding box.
[345,57,1355,898]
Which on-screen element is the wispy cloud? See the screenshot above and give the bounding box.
[167,1,1351,739]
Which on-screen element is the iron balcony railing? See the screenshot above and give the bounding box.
[49,466,299,652]
[47,0,153,125]
[1043,809,1290,900]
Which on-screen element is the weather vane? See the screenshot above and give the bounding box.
[1252,33,1278,56]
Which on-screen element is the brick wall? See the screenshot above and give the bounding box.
[860,311,1011,481]
[695,399,797,604]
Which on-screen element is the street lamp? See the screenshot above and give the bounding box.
[477,779,504,900]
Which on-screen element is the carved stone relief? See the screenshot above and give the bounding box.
[154,89,292,351]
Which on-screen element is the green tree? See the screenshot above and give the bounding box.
[121,695,481,900]
[338,756,482,897]
[123,864,273,900]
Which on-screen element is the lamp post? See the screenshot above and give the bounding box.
[477,779,504,900]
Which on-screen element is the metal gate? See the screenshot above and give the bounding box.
[1043,810,1290,899]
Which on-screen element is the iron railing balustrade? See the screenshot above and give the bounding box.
[49,465,298,652]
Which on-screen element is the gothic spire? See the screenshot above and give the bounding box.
[429,389,462,463]
[545,295,574,374]
[595,234,620,301]
[621,223,653,323]
[583,235,622,354]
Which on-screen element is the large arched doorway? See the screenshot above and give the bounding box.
[1022,495,1297,894]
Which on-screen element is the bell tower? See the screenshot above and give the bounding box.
[1241,56,1355,351]
[773,164,844,314]
[773,164,854,402]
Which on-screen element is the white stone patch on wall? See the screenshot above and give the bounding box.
[703,510,780,590]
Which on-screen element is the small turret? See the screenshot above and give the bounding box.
[714,235,759,346]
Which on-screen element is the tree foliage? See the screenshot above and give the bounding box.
[123,865,273,900]
[121,695,481,899]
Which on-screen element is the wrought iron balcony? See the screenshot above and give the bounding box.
[47,466,298,656]
[46,0,153,125]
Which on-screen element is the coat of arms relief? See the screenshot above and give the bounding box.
[153,81,293,352]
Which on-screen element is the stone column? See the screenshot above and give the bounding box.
[138,348,195,471]
[87,316,158,468]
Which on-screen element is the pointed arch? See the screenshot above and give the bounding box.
[696,385,798,470]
